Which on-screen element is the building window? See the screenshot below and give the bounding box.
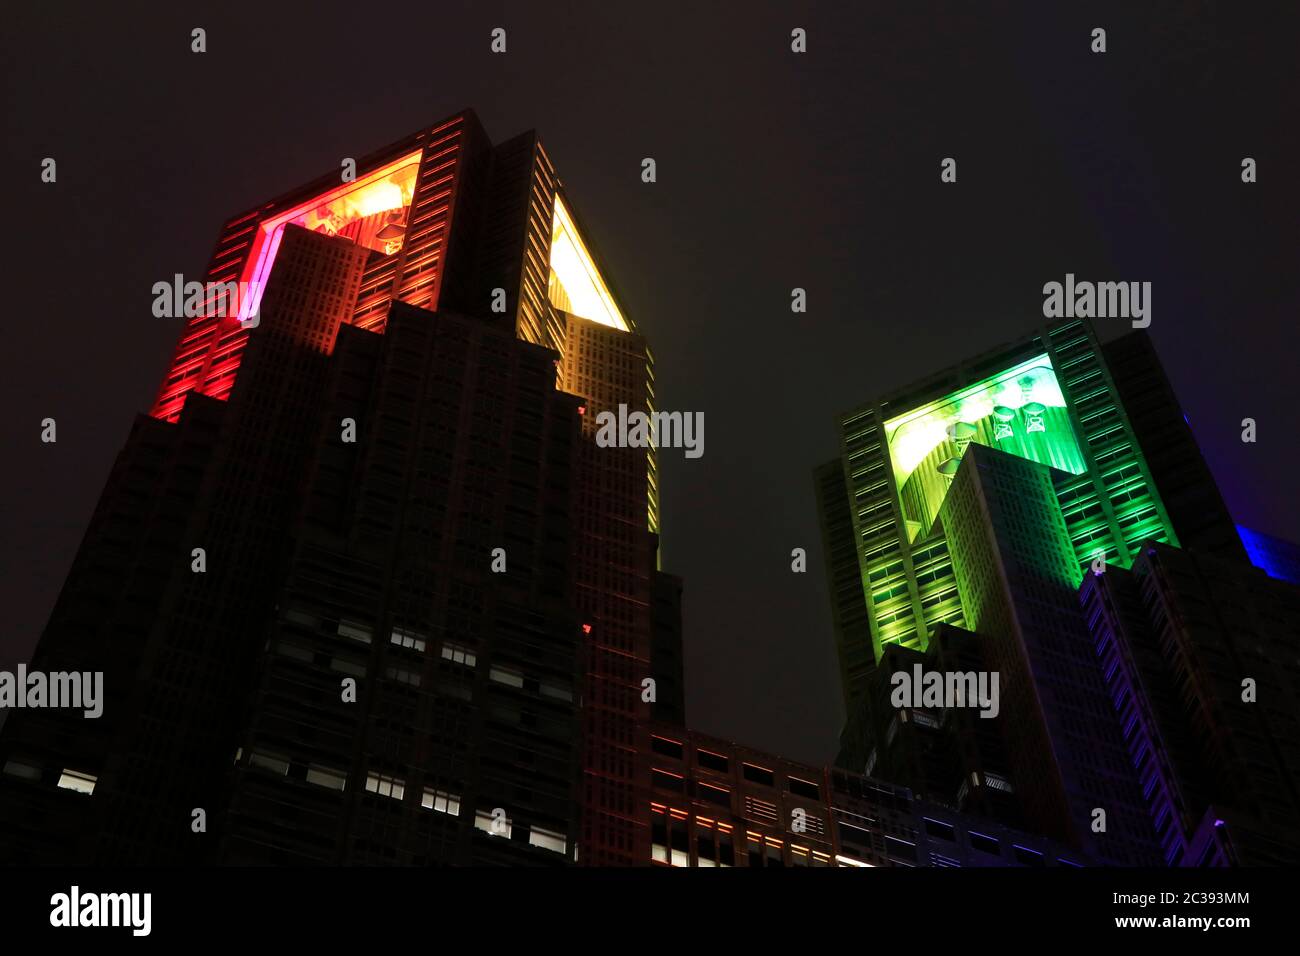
[696,750,728,773]
[1013,844,1046,867]
[329,657,367,677]
[390,628,427,652]
[489,666,524,688]
[788,776,820,800]
[924,817,956,841]
[385,665,421,687]
[284,606,318,628]
[274,641,314,662]
[365,773,405,801]
[969,831,1001,856]
[248,751,291,775]
[651,809,669,863]
[305,765,347,791]
[652,769,685,793]
[885,836,917,863]
[540,681,573,702]
[441,643,477,667]
[1,759,41,782]
[56,769,97,795]
[337,619,373,644]
[839,821,872,847]
[651,736,684,759]
[421,788,461,816]
[765,838,785,867]
[699,783,730,806]
[670,817,690,866]
[742,763,775,787]
[474,809,512,839]
[529,826,567,854]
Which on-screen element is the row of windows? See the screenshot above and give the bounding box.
[243,754,568,854]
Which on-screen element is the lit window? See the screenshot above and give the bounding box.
[365,773,405,801]
[390,628,427,652]
[56,769,97,795]
[529,826,567,854]
[441,643,477,667]
[474,809,512,839]
[421,788,461,816]
[651,808,669,863]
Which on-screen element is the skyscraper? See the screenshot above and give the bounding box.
[817,318,1183,863]
[816,317,1300,866]
[0,110,674,866]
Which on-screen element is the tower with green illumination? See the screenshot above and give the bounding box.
[816,317,1177,863]
[817,318,1177,710]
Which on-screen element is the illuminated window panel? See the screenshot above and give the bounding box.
[548,196,629,332]
[883,354,1087,542]
[235,151,422,325]
[56,769,97,795]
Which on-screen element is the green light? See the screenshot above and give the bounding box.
[883,354,1086,541]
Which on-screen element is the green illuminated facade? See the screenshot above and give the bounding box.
[817,318,1178,711]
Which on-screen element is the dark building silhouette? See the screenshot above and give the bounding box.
[0,110,676,866]
[853,625,1022,831]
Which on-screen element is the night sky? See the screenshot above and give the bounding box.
[3,2,1297,764]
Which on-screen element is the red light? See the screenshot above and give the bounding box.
[581,623,592,634]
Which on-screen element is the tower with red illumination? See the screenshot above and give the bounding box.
[0,109,674,866]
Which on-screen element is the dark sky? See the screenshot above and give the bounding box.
[3,2,1297,765]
